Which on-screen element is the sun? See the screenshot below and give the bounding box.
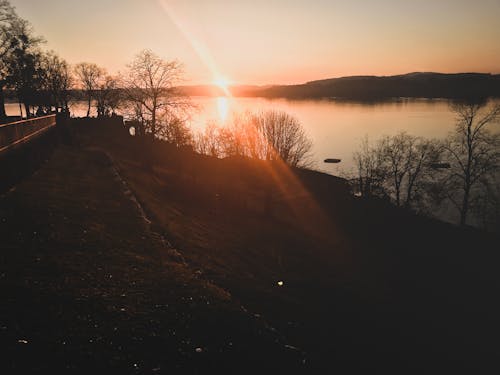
[213,77,231,96]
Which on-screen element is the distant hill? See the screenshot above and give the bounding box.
[183,73,500,100]
[260,72,500,100]
[7,73,497,101]
[179,85,267,97]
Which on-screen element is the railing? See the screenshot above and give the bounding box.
[0,115,57,155]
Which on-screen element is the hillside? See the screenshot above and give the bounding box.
[1,119,499,373]
[77,120,500,373]
[0,135,301,374]
[258,72,500,99]
[180,72,500,100]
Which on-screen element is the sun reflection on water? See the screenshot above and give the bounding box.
[216,97,229,123]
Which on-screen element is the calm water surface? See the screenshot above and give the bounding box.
[7,97,494,174]
[189,97,459,174]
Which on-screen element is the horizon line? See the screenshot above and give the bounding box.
[184,71,500,88]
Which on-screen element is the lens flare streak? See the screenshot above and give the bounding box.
[158,0,231,96]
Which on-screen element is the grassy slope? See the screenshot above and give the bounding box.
[0,143,302,374]
[78,120,500,374]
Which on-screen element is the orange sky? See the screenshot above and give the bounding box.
[10,0,500,85]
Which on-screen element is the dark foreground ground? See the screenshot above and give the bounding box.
[1,119,499,374]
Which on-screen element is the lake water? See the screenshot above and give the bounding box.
[6,98,497,174]
[188,97,459,174]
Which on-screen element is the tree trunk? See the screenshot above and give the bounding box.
[151,109,156,140]
[460,182,471,226]
[87,91,93,117]
[0,87,7,119]
[394,173,401,206]
[460,123,474,226]
[404,175,417,209]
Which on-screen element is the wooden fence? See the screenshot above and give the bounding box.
[0,115,57,155]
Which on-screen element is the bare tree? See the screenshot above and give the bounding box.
[353,136,386,198]
[74,62,104,117]
[195,122,222,157]
[353,133,441,210]
[194,110,313,168]
[156,112,193,147]
[402,138,441,209]
[39,51,73,113]
[0,0,17,117]
[378,133,409,206]
[213,115,250,158]
[196,113,262,159]
[0,1,16,61]
[1,1,42,118]
[441,102,500,226]
[253,110,313,167]
[378,132,441,208]
[95,74,120,117]
[121,49,191,140]
[5,19,45,118]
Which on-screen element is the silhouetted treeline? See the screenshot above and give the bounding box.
[352,102,500,231]
[1,1,74,119]
[194,110,313,168]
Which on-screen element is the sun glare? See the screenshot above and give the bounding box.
[214,77,231,96]
[216,97,229,122]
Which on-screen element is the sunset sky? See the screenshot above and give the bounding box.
[10,0,500,85]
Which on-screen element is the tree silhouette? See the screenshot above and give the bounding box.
[0,0,16,117]
[441,102,500,226]
[5,19,45,118]
[1,1,42,118]
[379,133,440,208]
[194,110,313,168]
[121,50,191,140]
[74,62,104,117]
[353,136,386,198]
[95,74,120,117]
[39,51,73,113]
[353,133,441,209]
[253,110,313,167]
